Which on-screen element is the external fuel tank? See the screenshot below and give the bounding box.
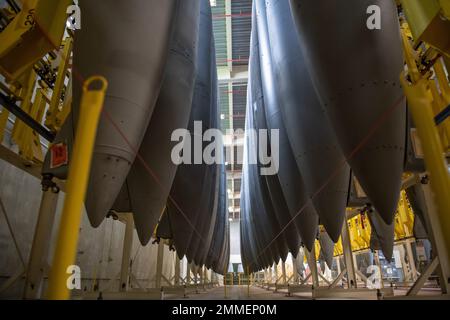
[265,0,351,242]
[167,0,216,261]
[255,0,309,257]
[290,0,406,225]
[74,0,177,227]
[122,0,201,245]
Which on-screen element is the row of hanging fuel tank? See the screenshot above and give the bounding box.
[41,0,229,274]
[240,0,433,272]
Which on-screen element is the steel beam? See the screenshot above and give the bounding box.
[407,256,440,296]
[281,261,287,284]
[118,213,134,291]
[174,255,180,286]
[292,254,299,284]
[341,221,357,288]
[420,182,449,293]
[155,241,164,289]
[405,239,418,281]
[186,262,192,285]
[24,187,59,299]
[306,247,319,289]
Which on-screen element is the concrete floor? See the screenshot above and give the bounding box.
[164,285,448,300]
[166,285,308,300]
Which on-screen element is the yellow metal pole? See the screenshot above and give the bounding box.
[46,76,108,300]
[247,267,250,297]
[400,75,450,257]
[46,37,74,132]
[224,268,227,299]
[0,108,9,142]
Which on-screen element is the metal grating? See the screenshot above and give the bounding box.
[212,0,227,67]
[231,0,251,66]
[232,84,247,130]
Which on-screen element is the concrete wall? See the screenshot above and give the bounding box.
[0,158,177,299]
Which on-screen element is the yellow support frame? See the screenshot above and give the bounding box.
[400,76,450,259]
[11,69,37,152]
[400,0,450,57]
[440,0,450,19]
[0,107,9,143]
[431,59,450,152]
[22,86,48,162]
[399,17,450,258]
[0,0,72,81]
[45,37,73,132]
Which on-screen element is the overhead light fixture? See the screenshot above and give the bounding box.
[229,218,233,222]
[220,114,225,120]
[210,0,217,7]
[228,206,234,212]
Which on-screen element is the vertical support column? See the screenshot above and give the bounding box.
[422,182,450,293]
[247,267,250,297]
[224,269,227,298]
[400,75,450,284]
[24,185,59,299]
[199,266,203,287]
[194,265,198,285]
[306,246,319,289]
[398,244,410,282]
[119,213,134,292]
[336,256,341,275]
[374,250,384,289]
[174,255,180,286]
[155,241,164,289]
[281,261,287,284]
[405,239,418,282]
[186,262,191,285]
[292,254,299,284]
[341,220,357,288]
[353,253,359,282]
[268,267,273,283]
[273,262,279,283]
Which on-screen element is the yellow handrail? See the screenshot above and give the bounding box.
[46,76,107,300]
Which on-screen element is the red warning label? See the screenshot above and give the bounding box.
[50,142,68,169]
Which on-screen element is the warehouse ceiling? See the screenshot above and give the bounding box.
[212,0,251,221]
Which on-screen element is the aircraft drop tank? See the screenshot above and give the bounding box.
[261,0,350,242]
[318,228,335,269]
[166,0,217,261]
[249,21,292,261]
[43,0,178,228]
[368,209,395,261]
[205,163,227,269]
[290,0,406,225]
[122,0,201,245]
[255,0,313,256]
